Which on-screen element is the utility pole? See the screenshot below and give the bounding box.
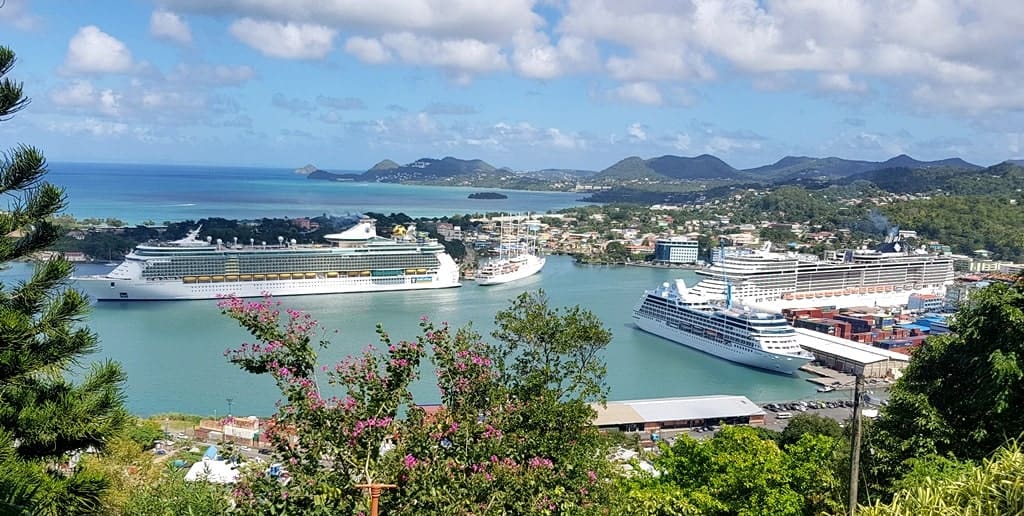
[226,397,234,416]
[848,374,864,516]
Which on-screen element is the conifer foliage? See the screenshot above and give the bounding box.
[0,45,128,514]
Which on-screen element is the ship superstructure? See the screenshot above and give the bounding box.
[633,279,814,374]
[75,218,460,300]
[689,235,954,311]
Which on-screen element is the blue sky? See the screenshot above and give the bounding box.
[2,0,1022,171]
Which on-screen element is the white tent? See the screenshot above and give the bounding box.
[184,457,240,484]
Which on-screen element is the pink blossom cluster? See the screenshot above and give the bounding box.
[527,456,554,469]
[350,416,393,438]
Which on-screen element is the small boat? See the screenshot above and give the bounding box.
[182,277,197,284]
[816,385,835,393]
[326,271,339,278]
[304,272,317,279]
[253,274,266,281]
[239,275,252,281]
[225,275,238,281]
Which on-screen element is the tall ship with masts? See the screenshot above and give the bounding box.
[475,216,545,286]
[688,231,954,311]
[75,218,461,301]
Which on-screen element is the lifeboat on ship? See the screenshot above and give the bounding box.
[239,275,252,281]
[183,277,197,284]
[326,271,339,278]
[305,272,317,279]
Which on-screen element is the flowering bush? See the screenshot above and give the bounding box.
[218,291,615,515]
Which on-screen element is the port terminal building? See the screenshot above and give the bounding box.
[794,328,910,378]
[592,395,766,432]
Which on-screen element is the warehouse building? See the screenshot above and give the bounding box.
[795,328,910,378]
[592,395,766,432]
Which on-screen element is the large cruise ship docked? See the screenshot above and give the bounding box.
[75,218,461,301]
[688,235,954,312]
[633,279,814,374]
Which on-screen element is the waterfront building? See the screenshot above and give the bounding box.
[653,237,699,264]
[908,293,944,312]
[592,395,766,432]
[795,328,910,378]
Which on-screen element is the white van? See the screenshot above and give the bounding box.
[776,412,793,419]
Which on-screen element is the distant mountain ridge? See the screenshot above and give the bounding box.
[300,153,996,189]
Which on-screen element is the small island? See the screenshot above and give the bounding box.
[468,192,508,200]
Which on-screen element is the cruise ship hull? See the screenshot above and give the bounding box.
[633,314,811,375]
[475,255,545,286]
[77,273,461,301]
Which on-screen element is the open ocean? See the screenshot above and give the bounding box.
[2,162,824,416]
[47,162,590,224]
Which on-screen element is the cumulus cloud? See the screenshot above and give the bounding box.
[150,10,192,44]
[626,122,647,142]
[817,73,868,93]
[511,30,596,79]
[380,32,507,74]
[344,36,392,63]
[46,118,131,137]
[230,18,336,59]
[63,26,134,74]
[160,0,542,41]
[0,0,40,30]
[610,82,663,106]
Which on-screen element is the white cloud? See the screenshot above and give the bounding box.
[50,80,121,116]
[610,82,663,106]
[817,73,867,93]
[0,0,40,30]
[344,37,392,64]
[161,0,542,41]
[672,133,692,151]
[46,118,130,137]
[626,122,647,141]
[229,18,337,59]
[511,30,596,79]
[169,63,256,86]
[380,32,508,74]
[63,26,134,74]
[150,10,192,44]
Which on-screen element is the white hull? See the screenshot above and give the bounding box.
[633,314,811,375]
[475,255,545,286]
[77,252,461,301]
[77,274,460,301]
[740,288,944,313]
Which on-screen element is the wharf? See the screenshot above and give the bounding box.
[800,364,897,391]
[800,364,856,389]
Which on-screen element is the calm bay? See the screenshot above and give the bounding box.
[4,258,819,416]
[4,162,822,416]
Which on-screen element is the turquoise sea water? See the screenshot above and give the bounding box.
[4,258,820,417]
[48,162,589,224]
[3,163,823,416]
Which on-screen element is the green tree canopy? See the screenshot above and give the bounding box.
[869,280,1024,486]
[0,45,128,514]
[779,412,843,447]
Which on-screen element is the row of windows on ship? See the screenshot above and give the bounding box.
[162,268,436,283]
[140,255,440,277]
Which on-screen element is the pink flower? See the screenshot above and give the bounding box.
[403,454,418,469]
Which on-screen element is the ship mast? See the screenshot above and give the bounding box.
[720,238,732,309]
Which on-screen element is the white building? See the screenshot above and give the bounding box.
[654,237,699,264]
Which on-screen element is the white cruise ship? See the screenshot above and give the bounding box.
[633,279,814,374]
[475,218,545,286]
[75,218,460,301]
[689,236,954,312]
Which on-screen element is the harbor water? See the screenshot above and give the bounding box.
[4,257,820,416]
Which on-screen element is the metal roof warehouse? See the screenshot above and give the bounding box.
[591,395,766,432]
[794,328,910,378]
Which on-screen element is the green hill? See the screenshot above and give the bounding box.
[596,154,745,181]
